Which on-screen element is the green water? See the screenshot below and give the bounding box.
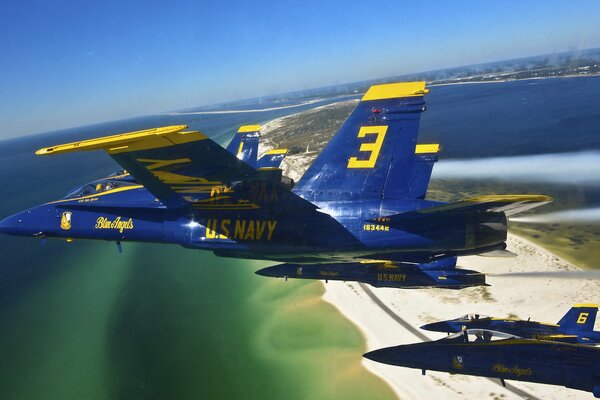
[0,239,395,399]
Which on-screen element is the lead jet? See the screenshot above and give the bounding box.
[421,304,600,344]
[0,81,551,289]
[364,331,600,397]
[225,124,288,169]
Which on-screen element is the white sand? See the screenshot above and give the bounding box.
[259,110,600,399]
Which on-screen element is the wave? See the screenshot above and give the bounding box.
[168,99,324,115]
[432,151,600,185]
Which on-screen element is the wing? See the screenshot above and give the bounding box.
[36,125,314,214]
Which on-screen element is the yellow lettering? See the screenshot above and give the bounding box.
[220,219,231,239]
[234,220,246,239]
[206,219,217,239]
[577,312,589,324]
[347,126,388,169]
[244,220,255,240]
[94,216,134,233]
[255,220,267,240]
[267,221,277,240]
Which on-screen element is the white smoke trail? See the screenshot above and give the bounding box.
[510,207,600,223]
[491,271,600,279]
[433,151,600,185]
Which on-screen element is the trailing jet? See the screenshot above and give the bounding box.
[364,330,600,397]
[0,81,551,289]
[421,304,600,344]
[225,124,288,169]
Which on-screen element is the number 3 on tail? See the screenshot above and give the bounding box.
[347,126,388,169]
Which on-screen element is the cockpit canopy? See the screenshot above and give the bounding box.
[443,329,519,343]
[64,179,137,199]
[457,314,491,321]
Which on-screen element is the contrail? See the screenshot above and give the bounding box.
[433,151,600,185]
[510,207,600,224]
[490,271,600,279]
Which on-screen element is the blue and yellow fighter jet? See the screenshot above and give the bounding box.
[421,304,600,344]
[225,124,288,169]
[0,82,552,289]
[364,330,600,397]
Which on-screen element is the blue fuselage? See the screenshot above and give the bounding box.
[0,180,507,263]
[364,336,600,397]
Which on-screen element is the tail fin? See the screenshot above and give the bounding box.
[257,149,288,169]
[293,82,435,202]
[557,304,598,333]
[226,125,261,166]
[408,145,440,199]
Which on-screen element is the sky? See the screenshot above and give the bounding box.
[1,0,599,139]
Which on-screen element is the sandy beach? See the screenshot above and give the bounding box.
[258,108,600,399]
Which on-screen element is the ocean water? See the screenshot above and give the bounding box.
[0,77,598,399]
[422,76,600,158]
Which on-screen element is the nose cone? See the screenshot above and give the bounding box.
[364,343,433,369]
[363,347,398,365]
[364,344,422,367]
[420,321,458,333]
[255,264,293,278]
[0,211,37,236]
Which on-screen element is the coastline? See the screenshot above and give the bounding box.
[428,72,600,88]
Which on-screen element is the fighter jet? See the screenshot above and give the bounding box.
[0,81,551,289]
[225,124,288,169]
[421,304,600,344]
[364,331,600,397]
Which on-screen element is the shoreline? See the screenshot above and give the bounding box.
[429,72,600,88]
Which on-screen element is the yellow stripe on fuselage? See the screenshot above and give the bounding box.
[46,185,144,204]
[362,81,429,101]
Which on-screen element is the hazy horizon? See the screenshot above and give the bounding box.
[1,1,599,139]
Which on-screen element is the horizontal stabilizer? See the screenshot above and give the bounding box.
[257,149,288,169]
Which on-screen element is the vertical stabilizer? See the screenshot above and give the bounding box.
[226,125,261,167]
[557,304,598,333]
[293,82,435,202]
